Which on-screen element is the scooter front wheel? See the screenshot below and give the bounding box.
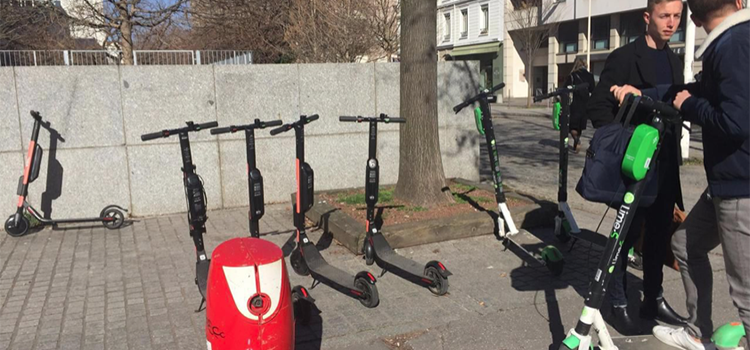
[292,291,311,325]
[102,208,125,230]
[354,277,379,308]
[290,249,310,276]
[363,241,375,266]
[425,266,450,296]
[5,215,29,237]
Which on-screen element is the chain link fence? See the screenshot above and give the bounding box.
[0,50,253,67]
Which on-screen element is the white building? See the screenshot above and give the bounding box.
[503,0,707,100]
[437,0,505,90]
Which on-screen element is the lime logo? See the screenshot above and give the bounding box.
[491,140,496,146]
[624,192,635,204]
[609,266,615,273]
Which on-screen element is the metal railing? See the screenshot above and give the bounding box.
[0,50,253,66]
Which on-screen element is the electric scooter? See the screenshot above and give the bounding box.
[270,115,380,308]
[339,114,451,295]
[559,94,682,350]
[204,119,315,349]
[453,83,565,276]
[141,120,217,310]
[533,83,590,243]
[5,111,127,237]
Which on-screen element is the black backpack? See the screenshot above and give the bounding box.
[576,96,659,208]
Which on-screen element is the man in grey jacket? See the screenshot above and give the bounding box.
[651,1,750,349]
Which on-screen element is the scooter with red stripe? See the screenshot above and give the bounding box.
[141,120,218,310]
[5,111,127,237]
[271,115,380,308]
[339,114,451,295]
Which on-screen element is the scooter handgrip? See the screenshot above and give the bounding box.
[210,126,234,135]
[339,116,359,122]
[305,114,319,123]
[270,125,290,136]
[453,102,469,114]
[197,121,218,130]
[490,82,506,93]
[264,120,283,127]
[141,131,166,141]
[387,117,406,123]
[30,110,43,121]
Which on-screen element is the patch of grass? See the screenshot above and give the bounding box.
[452,192,492,204]
[397,206,427,213]
[337,187,394,205]
[683,157,703,166]
[452,182,477,192]
[23,212,42,228]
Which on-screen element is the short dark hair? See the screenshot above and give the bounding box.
[647,0,682,13]
[687,0,737,21]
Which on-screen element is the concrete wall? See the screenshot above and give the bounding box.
[0,62,482,219]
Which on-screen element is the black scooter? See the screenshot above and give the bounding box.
[270,115,380,308]
[339,114,451,295]
[141,120,217,310]
[210,119,316,319]
[559,95,682,349]
[453,84,565,276]
[533,84,590,243]
[5,111,127,237]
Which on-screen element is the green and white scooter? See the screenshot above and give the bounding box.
[533,84,590,243]
[559,94,681,350]
[453,83,565,276]
[712,322,746,350]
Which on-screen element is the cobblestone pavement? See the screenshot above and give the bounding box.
[0,203,735,350]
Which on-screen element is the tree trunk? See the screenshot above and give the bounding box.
[526,55,534,108]
[394,0,453,206]
[121,19,135,65]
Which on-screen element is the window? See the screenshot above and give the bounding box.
[480,5,489,34]
[591,16,610,50]
[620,11,644,47]
[444,13,451,41]
[461,9,468,38]
[558,21,578,54]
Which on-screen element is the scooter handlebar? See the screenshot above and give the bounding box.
[210,126,234,135]
[197,121,218,130]
[533,83,590,102]
[265,119,284,127]
[30,110,43,121]
[305,114,319,123]
[632,94,680,120]
[141,131,167,141]
[453,82,506,113]
[270,124,291,136]
[339,116,359,122]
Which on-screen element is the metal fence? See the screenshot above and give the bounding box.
[0,50,253,67]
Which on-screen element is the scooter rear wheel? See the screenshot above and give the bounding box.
[102,208,125,230]
[425,266,449,296]
[354,277,379,308]
[290,249,310,276]
[5,215,29,237]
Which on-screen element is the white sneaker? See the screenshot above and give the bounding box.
[653,326,716,350]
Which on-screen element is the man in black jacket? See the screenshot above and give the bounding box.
[586,0,688,335]
[651,1,750,349]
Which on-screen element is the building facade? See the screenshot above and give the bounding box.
[503,0,707,100]
[437,0,504,91]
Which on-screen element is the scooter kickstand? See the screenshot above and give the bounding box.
[379,268,387,278]
[195,297,206,313]
[310,279,320,290]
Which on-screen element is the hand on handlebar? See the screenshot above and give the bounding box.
[611,85,641,106]
[673,90,692,111]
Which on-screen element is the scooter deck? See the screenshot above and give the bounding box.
[371,233,426,279]
[196,259,210,297]
[608,335,675,350]
[301,243,358,291]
